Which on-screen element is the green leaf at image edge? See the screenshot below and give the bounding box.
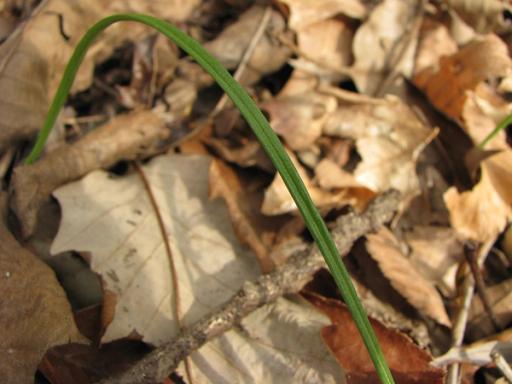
[25,14,395,384]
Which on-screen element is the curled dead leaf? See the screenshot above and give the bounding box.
[414,34,512,124]
[261,91,337,151]
[306,293,445,384]
[444,151,512,243]
[324,95,433,195]
[366,228,451,327]
[204,4,292,85]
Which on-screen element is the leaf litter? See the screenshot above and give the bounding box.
[2,0,512,382]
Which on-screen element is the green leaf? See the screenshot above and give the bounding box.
[25,14,395,384]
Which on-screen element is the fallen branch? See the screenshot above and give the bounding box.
[10,110,170,237]
[101,190,401,384]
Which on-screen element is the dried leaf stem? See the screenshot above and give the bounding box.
[133,162,193,384]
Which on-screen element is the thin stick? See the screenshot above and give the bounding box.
[465,242,501,332]
[492,350,512,383]
[99,190,401,384]
[446,239,495,384]
[168,6,273,150]
[210,6,273,117]
[133,162,193,384]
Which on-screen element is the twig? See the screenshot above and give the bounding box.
[465,242,501,332]
[168,6,273,150]
[133,162,193,384]
[492,350,512,383]
[210,5,273,117]
[446,239,495,384]
[99,190,401,384]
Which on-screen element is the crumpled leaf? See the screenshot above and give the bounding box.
[314,158,361,190]
[0,220,84,382]
[323,95,432,195]
[351,0,422,95]
[277,0,367,30]
[261,91,337,150]
[404,226,464,297]
[209,158,290,272]
[306,293,445,384]
[261,150,370,215]
[366,228,451,327]
[414,18,457,74]
[292,16,354,81]
[51,154,345,382]
[204,4,292,85]
[0,0,198,148]
[414,34,512,124]
[444,151,512,243]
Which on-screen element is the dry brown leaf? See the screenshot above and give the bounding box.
[404,226,464,297]
[50,155,345,382]
[366,228,451,327]
[324,95,432,195]
[204,4,292,85]
[277,0,367,30]
[0,221,83,382]
[306,293,445,384]
[314,158,361,190]
[205,136,274,172]
[292,16,354,81]
[261,91,337,150]
[414,18,458,74]
[0,0,198,148]
[11,109,170,237]
[414,34,512,124]
[261,150,370,215]
[351,0,422,95]
[444,151,512,243]
[209,159,290,273]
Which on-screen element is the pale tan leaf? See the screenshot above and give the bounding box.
[351,0,421,95]
[314,158,361,190]
[261,91,337,151]
[51,155,259,345]
[293,17,354,81]
[0,222,83,382]
[414,19,457,74]
[261,150,368,215]
[444,152,512,243]
[366,228,451,326]
[179,296,345,383]
[51,154,345,382]
[204,5,292,85]
[405,226,464,297]
[324,95,432,195]
[278,0,367,30]
[414,34,512,124]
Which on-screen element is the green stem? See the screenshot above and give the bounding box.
[479,112,512,149]
[25,14,395,383]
